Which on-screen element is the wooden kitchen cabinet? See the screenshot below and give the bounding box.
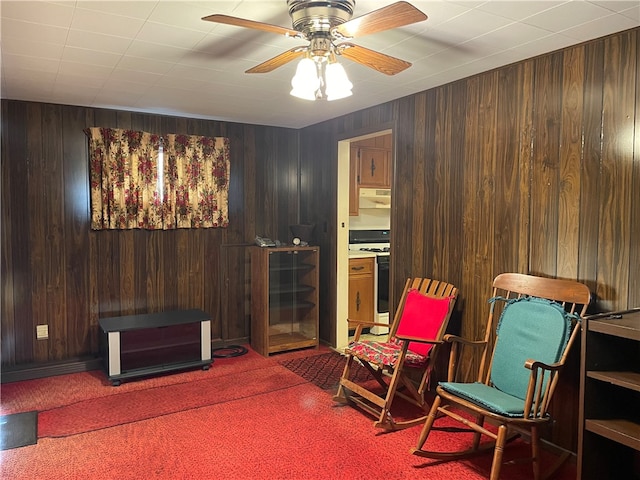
[357,147,391,188]
[348,257,375,329]
[577,309,640,479]
[349,134,393,216]
[250,246,319,356]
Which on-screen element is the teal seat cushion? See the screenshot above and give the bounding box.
[439,297,579,418]
[440,381,526,417]
[490,296,575,400]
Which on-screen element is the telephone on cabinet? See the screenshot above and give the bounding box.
[255,236,276,247]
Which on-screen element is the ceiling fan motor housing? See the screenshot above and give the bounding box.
[287,0,355,36]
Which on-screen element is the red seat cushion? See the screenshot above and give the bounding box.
[394,289,453,357]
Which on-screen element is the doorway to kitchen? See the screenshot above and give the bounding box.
[336,128,393,352]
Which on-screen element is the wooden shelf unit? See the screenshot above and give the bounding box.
[577,309,640,479]
[250,246,319,356]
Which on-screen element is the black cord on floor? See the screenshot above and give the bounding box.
[211,345,248,358]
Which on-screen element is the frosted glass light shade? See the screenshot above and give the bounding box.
[290,58,320,101]
[325,62,352,101]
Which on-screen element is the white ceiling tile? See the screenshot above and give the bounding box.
[0,36,65,58]
[1,17,69,44]
[0,0,75,26]
[560,13,639,41]
[61,46,122,68]
[70,7,146,38]
[74,1,158,20]
[522,1,614,32]
[123,40,189,62]
[621,5,640,22]
[50,83,100,103]
[430,7,514,39]
[146,2,219,32]
[135,21,209,49]
[95,79,151,96]
[66,30,133,55]
[508,32,578,58]
[1,52,61,73]
[115,55,175,75]
[2,67,57,88]
[57,60,112,79]
[474,1,567,21]
[588,1,640,14]
[108,68,162,85]
[468,22,556,50]
[1,1,638,128]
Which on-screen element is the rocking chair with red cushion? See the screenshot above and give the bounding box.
[333,277,458,430]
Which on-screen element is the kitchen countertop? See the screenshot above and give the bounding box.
[348,251,378,259]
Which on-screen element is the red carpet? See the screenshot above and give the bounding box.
[38,365,306,437]
[0,346,577,480]
[279,351,372,390]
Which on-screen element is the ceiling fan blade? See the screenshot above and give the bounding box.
[332,1,427,39]
[202,14,303,39]
[246,47,307,74]
[337,43,411,76]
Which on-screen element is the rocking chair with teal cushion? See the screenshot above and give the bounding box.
[411,273,591,480]
[333,277,458,431]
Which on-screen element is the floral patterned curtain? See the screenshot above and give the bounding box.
[87,128,230,230]
[87,127,163,229]
[164,134,230,229]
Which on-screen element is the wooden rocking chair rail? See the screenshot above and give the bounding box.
[334,276,458,431]
[411,273,591,480]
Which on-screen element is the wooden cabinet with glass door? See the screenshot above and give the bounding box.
[348,257,375,330]
[250,246,319,356]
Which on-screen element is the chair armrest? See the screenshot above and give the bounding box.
[395,334,443,345]
[347,319,390,341]
[346,318,390,328]
[443,335,488,383]
[522,359,566,418]
[443,334,487,348]
[524,359,563,372]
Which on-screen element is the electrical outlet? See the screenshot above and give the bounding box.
[36,324,48,340]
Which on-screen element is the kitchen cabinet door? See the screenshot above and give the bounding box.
[358,147,391,188]
[348,257,375,329]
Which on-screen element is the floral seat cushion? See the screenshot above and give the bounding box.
[346,337,428,368]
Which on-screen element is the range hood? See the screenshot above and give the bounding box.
[359,188,391,209]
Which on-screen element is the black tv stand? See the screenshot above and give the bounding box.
[98,309,212,386]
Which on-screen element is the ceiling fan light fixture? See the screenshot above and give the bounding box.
[290,57,320,100]
[325,61,352,101]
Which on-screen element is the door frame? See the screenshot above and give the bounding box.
[335,127,393,351]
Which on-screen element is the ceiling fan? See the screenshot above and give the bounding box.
[202,1,427,100]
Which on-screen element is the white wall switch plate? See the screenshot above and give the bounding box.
[36,324,49,339]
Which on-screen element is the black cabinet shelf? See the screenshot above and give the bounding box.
[578,308,640,479]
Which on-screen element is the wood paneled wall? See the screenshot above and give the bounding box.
[2,27,638,452]
[301,28,639,451]
[1,102,301,366]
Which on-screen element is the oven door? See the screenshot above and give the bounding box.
[376,255,390,314]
